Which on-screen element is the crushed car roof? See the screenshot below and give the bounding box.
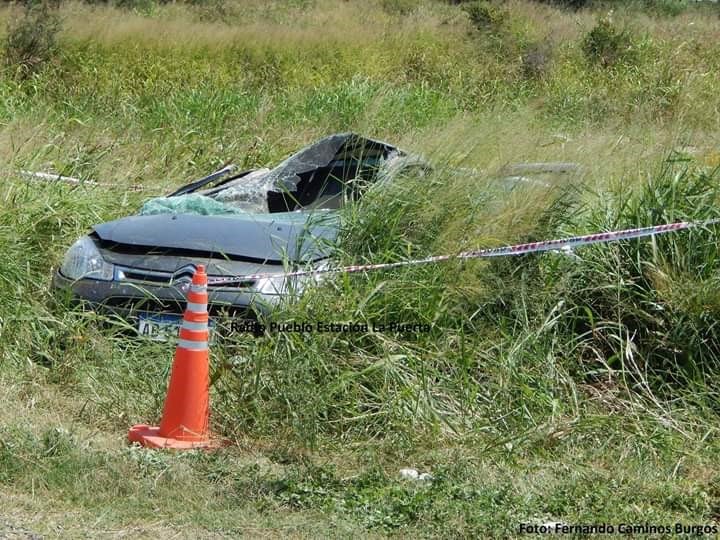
[142,133,405,216]
[93,133,403,263]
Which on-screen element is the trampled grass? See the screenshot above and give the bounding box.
[1,0,720,537]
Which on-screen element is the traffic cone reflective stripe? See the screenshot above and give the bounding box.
[180,320,208,332]
[185,302,207,313]
[178,319,209,340]
[183,310,208,322]
[186,290,207,303]
[128,264,216,449]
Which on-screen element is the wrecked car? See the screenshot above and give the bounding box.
[52,133,418,338]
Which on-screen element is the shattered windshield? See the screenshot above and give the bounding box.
[140,133,404,217]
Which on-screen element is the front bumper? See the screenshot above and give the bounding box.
[52,270,279,319]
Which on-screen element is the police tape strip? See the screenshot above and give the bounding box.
[207,218,720,286]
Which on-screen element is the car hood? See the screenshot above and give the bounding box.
[93,211,339,263]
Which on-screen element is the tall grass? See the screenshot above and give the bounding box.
[200,152,720,445]
[1,0,720,535]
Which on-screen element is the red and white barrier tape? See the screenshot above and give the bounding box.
[208,218,720,286]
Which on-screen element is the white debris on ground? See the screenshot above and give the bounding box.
[399,468,433,482]
[550,245,581,260]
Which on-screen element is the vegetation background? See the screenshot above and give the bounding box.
[1,0,720,536]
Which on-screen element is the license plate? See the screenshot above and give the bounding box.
[137,313,183,341]
[137,313,216,342]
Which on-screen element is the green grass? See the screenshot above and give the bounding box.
[1,0,720,537]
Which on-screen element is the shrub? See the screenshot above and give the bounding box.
[647,0,689,17]
[555,161,720,385]
[582,14,636,67]
[113,0,157,12]
[3,0,61,78]
[521,41,553,79]
[381,0,419,15]
[462,1,506,32]
[187,0,228,22]
[535,0,592,9]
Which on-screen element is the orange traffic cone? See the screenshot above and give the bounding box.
[129,265,214,449]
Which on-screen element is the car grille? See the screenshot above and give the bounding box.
[101,296,255,317]
[116,266,257,289]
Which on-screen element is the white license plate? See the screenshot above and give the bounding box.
[137,313,216,342]
[137,313,182,341]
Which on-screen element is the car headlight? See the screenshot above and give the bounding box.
[60,235,114,281]
[254,262,330,297]
[255,274,288,296]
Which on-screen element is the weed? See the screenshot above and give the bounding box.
[521,40,553,79]
[647,0,689,17]
[559,162,720,384]
[381,0,419,16]
[582,13,637,68]
[463,1,506,32]
[3,0,61,78]
[551,0,591,8]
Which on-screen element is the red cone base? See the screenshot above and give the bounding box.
[128,424,215,450]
